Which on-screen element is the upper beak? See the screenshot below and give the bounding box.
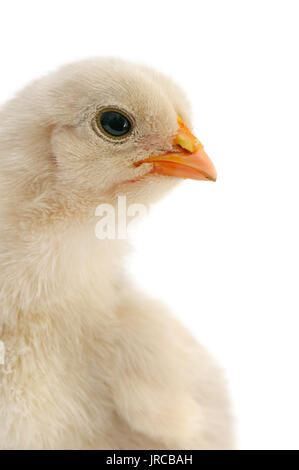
[135,117,217,182]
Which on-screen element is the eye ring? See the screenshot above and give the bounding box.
[92,107,134,141]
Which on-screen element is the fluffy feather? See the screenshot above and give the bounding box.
[0,58,233,449]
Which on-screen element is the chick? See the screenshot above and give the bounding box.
[0,58,233,450]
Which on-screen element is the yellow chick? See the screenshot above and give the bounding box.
[0,58,233,449]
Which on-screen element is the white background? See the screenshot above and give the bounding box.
[1,0,298,450]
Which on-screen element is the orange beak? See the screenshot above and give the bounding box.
[136,117,217,182]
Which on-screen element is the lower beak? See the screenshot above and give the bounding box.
[136,117,217,182]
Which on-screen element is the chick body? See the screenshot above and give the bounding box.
[0,59,233,449]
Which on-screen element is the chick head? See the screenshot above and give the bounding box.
[0,58,216,212]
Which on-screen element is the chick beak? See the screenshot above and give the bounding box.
[136,117,217,181]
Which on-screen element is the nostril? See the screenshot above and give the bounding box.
[174,133,199,153]
[175,117,202,153]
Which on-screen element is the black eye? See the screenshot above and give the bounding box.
[97,109,132,138]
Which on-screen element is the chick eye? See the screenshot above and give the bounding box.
[96,109,132,138]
